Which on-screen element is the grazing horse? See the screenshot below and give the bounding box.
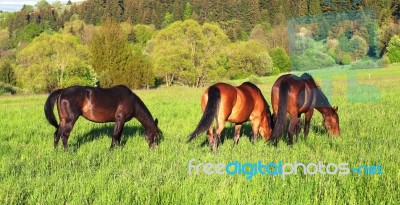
[270,73,340,145]
[188,82,273,151]
[44,85,160,149]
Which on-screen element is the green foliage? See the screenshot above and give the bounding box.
[270,47,291,73]
[350,58,381,70]
[0,82,20,95]
[16,33,95,93]
[133,24,155,44]
[0,29,12,50]
[16,23,41,43]
[183,2,192,20]
[61,19,95,44]
[350,35,368,60]
[35,0,50,10]
[161,12,174,28]
[0,61,16,85]
[291,50,336,71]
[20,5,34,12]
[150,20,229,87]
[387,35,400,63]
[227,40,273,79]
[341,54,352,65]
[89,20,153,89]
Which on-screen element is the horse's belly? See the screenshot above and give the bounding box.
[82,107,115,123]
[227,107,252,123]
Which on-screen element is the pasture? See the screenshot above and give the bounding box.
[0,66,399,204]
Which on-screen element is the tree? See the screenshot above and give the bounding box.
[16,33,95,92]
[21,5,34,12]
[149,20,229,87]
[35,0,50,10]
[183,2,192,20]
[16,23,41,43]
[387,35,400,63]
[270,47,291,73]
[89,20,132,87]
[161,12,174,28]
[227,40,273,79]
[89,20,153,89]
[0,61,16,85]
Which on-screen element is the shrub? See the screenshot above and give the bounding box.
[270,47,291,73]
[0,82,20,95]
[350,58,381,70]
[387,35,400,63]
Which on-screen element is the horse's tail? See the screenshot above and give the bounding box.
[271,79,289,145]
[187,86,221,142]
[44,89,63,128]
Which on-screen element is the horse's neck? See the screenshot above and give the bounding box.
[315,106,333,117]
[313,88,333,116]
[133,102,155,132]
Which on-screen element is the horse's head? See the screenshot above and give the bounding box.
[323,106,340,136]
[259,111,273,141]
[145,118,161,149]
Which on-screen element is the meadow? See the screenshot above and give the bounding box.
[0,66,399,204]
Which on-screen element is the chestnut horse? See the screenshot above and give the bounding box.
[188,82,273,151]
[271,73,340,145]
[44,85,160,149]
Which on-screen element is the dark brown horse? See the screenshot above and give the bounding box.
[44,85,160,149]
[188,82,273,151]
[270,73,340,145]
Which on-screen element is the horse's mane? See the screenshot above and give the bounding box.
[242,82,273,124]
[131,92,156,130]
[300,73,332,107]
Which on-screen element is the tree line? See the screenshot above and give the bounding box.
[1,0,400,94]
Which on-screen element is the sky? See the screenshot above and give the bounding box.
[0,0,84,12]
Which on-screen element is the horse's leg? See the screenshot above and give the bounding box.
[288,116,300,145]
[250,120,260,143]
[60,120,76,150]
[233,123,242,145]
[207,126,214,148]
[54,129,61,149]
[111,119,125,149]
[294,114,301,141]
[212,119,225,151]
[304,109,314,138]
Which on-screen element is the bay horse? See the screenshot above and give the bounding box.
[187,82,273,151]
[271,73,340,145]
[44,85,160,149]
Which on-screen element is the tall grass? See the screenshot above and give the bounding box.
[0,66,399,204]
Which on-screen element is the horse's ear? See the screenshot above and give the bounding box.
[333,106,338,112]
[155,118,158,126]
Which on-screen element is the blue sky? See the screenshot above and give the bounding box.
[0,0,83,12]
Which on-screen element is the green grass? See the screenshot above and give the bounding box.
[0,66,399,204]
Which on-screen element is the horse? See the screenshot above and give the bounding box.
[187,82,273,151]
[44,85,160,150]
[270,73,340,145]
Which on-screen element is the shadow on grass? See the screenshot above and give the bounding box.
[70,124,144,149]
[198,122,258,147]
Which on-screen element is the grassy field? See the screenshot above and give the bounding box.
[0,66,399,204]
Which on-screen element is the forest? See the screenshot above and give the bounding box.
[1,0,400,93]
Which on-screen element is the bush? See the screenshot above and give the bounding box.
[387,35,400,63]
[291,50,336,71]
[350,58,381,70]
[248,75,262,84]
[0,82,20,95]
[341,54,352,65]
[270,47,291,73]
[0,61,16,85]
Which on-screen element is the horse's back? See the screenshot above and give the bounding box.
[58,85,135,123]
